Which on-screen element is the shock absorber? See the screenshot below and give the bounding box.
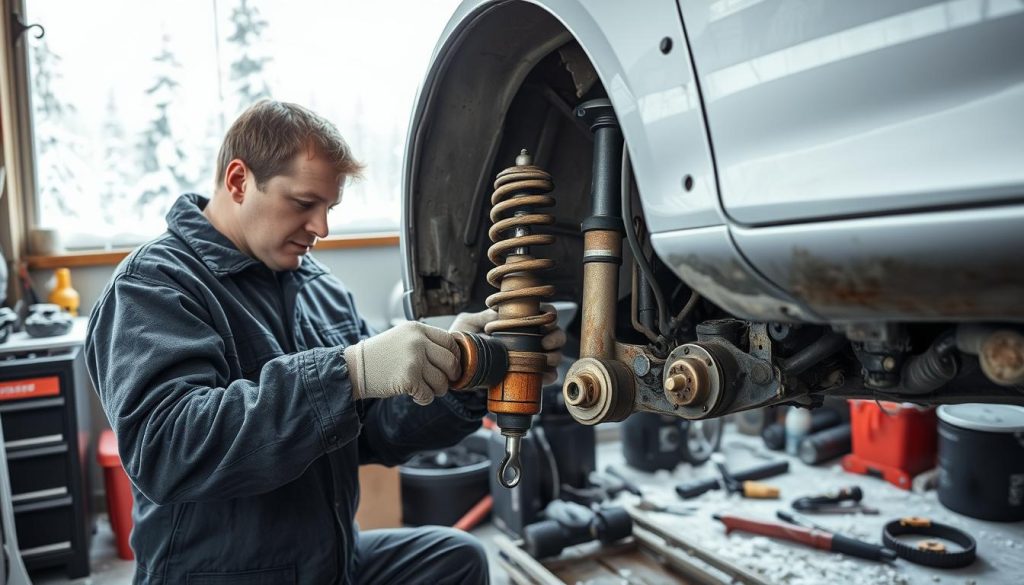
[484,149,558,488]
[562,98,635,426]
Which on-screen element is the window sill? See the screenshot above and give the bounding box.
[25,232,400,270]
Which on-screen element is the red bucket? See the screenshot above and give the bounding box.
[97,429,134,560]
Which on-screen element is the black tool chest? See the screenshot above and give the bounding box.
[0,343,92,578]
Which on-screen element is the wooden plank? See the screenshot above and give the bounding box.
[633,527,730,585]
[26,250,134,270]
[24,232,399,269]
[630,512,770,585]
[492,530,705,585]
[552,559,623,584]
[491,533,564,585]
[498,557,541,585]
[491,515,760,585]
[544,538,637,570]
[599,547,695,585]
[315,233,399,250]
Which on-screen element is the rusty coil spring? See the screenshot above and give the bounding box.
[485,160,558,335]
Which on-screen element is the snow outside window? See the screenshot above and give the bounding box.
[25,0,460,250]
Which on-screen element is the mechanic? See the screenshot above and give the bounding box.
[86,100,565,584]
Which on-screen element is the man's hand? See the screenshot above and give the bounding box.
[449,305,567,385]
[344,321,460,405]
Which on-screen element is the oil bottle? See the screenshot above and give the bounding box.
[49,267,80,317]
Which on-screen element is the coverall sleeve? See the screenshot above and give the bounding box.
[86,273,360,505]
[356,390,488,466]
[339,291,488,466]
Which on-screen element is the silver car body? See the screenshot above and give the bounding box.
[401,0,1024,326]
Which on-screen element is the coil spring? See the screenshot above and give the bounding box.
[485,152,558,335]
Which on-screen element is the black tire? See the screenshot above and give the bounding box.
[680,418,723,466]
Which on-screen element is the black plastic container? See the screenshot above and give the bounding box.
[399,429,490,526]
[937,404,1024,522]
[622,412,722,471]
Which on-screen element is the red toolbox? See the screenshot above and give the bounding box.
[842,400,937,490]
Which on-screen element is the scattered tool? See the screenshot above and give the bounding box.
[676,459,789,499]
[604,465,643,496]
[791,486,878,515]
[715,513,897,563]
[573,468,640,505]
[881,517,977,568]
[711,453,780,499]
[454,495,493,532]
[635,499,697,516]
[776,510,897,562]
[798,423,852,465]
[522,501,633,559]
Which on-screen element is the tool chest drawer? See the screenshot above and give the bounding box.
[8,444,71,503]
[0,398,66,447]
[0,340,92,579]
[14,497,76,559]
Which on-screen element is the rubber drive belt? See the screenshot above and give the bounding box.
[882,517,976,569]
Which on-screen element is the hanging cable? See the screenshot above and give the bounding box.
[630,262,661,343]
[669,290,702,332]
[621,146,669,336]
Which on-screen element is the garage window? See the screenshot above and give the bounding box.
[21,0,458,251]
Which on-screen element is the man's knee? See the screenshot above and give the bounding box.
[427,527,489,579]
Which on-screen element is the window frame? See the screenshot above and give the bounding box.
[1,1,38,279]
[2,0,401,268]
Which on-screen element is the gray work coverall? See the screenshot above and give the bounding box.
[86,193,489,584]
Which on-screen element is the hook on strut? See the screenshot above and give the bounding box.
[497,433,523,488]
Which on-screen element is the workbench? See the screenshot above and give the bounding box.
[484,426,1024,585]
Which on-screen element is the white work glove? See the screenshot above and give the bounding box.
[343,321,460,405]
[449,305,567,385]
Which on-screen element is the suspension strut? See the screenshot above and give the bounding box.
[481,149,559,488]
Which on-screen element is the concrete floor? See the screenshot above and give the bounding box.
[26,428,1024,584]
[582,434,1024,585]
[30,516,134,585]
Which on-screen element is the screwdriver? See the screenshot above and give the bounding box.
[676,459,789,499]
[776,510,896,561]
[714,512,897,562]
[712,453,780,499]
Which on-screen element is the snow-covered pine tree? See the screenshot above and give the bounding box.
[226,0,272,114]
[98,92,138,227]
[135,33,202,224]
[30,39,86,221]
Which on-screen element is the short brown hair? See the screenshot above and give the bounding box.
[215,100,364,190]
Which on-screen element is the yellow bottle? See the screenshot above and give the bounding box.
[49,267,80,317]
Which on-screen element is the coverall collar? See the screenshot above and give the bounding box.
[166,193,327,281]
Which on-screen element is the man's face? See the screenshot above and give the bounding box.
[237,152,343,271]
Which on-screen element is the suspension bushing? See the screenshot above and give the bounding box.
[662,343,726,419]
[563,357,635,425]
